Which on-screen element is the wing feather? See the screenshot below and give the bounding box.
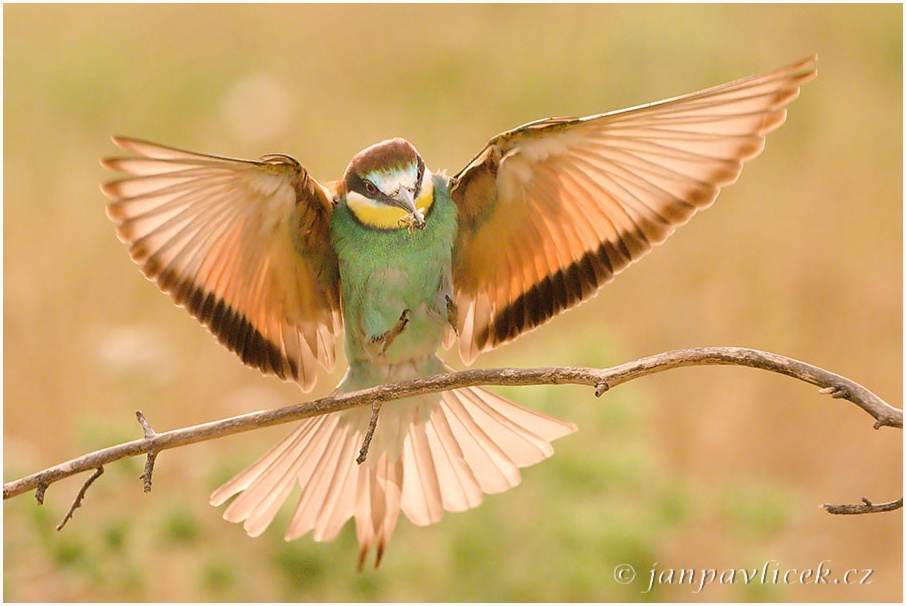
[450,56,817,362]
[102,137,342,390]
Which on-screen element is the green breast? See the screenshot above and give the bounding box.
[330,175,458,369]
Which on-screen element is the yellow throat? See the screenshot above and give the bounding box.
[346,178,434,230]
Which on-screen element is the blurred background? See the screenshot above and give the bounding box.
[3,4,901,601]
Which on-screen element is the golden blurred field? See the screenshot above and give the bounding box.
[4,4,902,602]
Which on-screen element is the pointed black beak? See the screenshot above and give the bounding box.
[393,187,426,229]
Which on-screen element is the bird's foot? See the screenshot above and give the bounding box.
[445,295,459,334]
[371,309,410,355]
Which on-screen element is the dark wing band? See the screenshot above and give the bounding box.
[102,137,342,391]
[449,56,817,363]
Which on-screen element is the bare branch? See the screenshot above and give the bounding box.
[4,348,901,510]
[823,497,903,515]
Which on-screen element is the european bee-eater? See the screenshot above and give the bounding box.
[102,56,816,568]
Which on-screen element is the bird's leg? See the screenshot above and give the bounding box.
[356,401,382,465]
[445,295,459,335]
[371,308,410,355]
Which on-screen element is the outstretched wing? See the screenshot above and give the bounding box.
[102,137,342,391]
[449,56,817,363]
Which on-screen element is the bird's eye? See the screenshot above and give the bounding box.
[364,181,378,196]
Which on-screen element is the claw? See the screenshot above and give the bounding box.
[445,295,459,335]
[371,309,411,355]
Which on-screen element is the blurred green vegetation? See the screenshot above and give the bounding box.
[4,4,902,602]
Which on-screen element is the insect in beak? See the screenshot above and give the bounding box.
[393,187,426,231]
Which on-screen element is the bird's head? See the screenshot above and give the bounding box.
[340,138,433,230]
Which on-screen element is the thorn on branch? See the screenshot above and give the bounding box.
[822,496,903,515]
[819,384,851,400]
[595,382,609,397]
[57,467,104,530]
[35,481,47,505]
[871,416,898,430]
[357,402,382,465]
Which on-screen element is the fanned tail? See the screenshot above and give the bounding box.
[210,385,575,569]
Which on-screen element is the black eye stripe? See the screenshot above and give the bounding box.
[348,173,383,200]
[414,156,426,197]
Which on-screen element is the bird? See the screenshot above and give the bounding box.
[101,56,816,569]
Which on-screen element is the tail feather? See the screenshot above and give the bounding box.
[262,418,342,534]
[309,428,360,541]
[474,385,576,444]
[210,415,318,506]
[424,405,483,512]
[355,454,402,570]
[437,388,522,493]
[211,384,575,567]
[210,414,329,536]
[401,417,446,526]
[458,385,566,466]
[285,415,348,539]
